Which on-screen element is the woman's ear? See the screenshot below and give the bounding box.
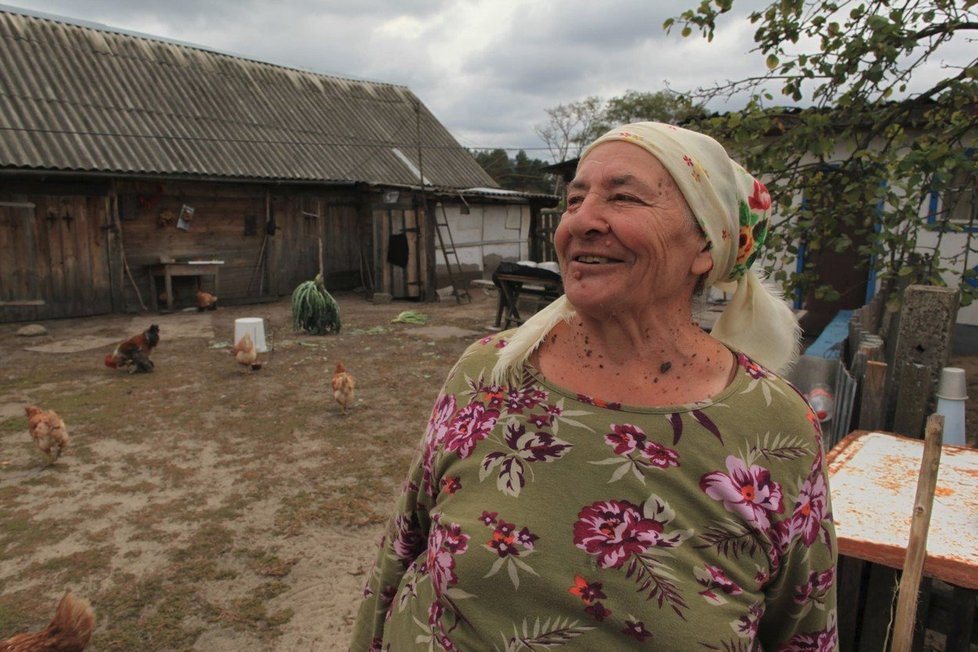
[691,245,713,277]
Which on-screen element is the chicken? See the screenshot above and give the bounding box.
[231,332,260,372]
[0,590,95,652]
[24,405,69,464]
[331,361,356,414]
[103,324,159,374]
[196,289,218,311]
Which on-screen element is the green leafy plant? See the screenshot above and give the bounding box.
[291,273,340,335]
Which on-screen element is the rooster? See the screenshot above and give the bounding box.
[331,361,356,414]
[231,332,260,372]
[196,289,218,311]
[24,406,69,465]
[0,590,94,651]
[103,324,159,373]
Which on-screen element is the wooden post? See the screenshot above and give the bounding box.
[885,285,959,435]
[858,360,888,431]
[890,414,944,652]
[891,363,935,437]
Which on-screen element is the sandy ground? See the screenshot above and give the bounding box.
[0,289,500,651]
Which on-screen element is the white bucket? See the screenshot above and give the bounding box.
[234,317,267,352]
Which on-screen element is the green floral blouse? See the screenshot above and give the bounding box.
[351,333,838,651]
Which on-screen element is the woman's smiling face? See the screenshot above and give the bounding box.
[555,141,713,318]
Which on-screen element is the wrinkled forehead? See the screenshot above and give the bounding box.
[573,141,682,193]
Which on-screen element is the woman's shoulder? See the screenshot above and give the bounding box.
[448,329,519,377]
[730,351,817,414]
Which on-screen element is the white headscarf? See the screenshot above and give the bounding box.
[491,122,800,385]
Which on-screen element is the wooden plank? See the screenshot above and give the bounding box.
[944,585,977,652]
[891,414,944,652]
[858,564,900,651]
[837,554,869,651]
[857,360,888,431]
[892,363,935,438]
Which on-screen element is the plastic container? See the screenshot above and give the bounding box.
[806,384,835,423]
[234,317,267,353]
[935,366,967,446]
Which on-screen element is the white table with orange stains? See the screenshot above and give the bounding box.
[826,430,978,650]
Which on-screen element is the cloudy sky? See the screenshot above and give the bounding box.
[2,1,971,160]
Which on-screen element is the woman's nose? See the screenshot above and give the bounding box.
[564,195,610,237]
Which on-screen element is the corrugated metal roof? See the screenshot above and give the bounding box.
[0,7,499,189]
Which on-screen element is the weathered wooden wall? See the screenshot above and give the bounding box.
[0,179,113,322]
[116,180,365,311]
[266,191,365,297]
[0,177,372,321]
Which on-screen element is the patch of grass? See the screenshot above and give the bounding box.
[0,588,49,638]
[168,522,237,584]
[93,573,208,651]
[0,417,24,436]
[214,581,293,635]
[237,547,297,578]
[21,546,116,587]
[0,511,75,557]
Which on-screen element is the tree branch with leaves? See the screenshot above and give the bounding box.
[663,0,978,312]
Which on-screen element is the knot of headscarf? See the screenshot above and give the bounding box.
[491,122,799,386]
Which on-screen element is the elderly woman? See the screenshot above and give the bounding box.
[351,123,837,651]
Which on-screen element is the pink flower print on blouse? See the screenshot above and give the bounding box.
[390,513,424,564]
[641,440,680,468]
[443,402,500,459]
[793,568,835,607]
[737,352,769,380]
[700,455,784,530]
[573,497,687,569]
[776,612,838,652]
[733,602,764,640]
[421,393,458,496]
[482,516,540,588]
[694,564,743,605]
[426,518,470,596]
[504,383,548,415]
[790,469,830,546]
[605,423,646,455]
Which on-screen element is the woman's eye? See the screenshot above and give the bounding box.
[612,194,639,203]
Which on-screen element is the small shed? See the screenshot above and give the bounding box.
[0,7,557,322]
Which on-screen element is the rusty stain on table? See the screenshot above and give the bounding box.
[826,430,978,589]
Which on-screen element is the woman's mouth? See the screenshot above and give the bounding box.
[574,255,619,264]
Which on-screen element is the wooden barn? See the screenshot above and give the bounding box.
[0,7,557,323]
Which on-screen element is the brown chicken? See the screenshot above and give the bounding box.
[331,361,356,414]
[0,590,94,652]
[195,289,218,311]
[24,405,69,464]
[231,332,260,371]
[103,324,159,373]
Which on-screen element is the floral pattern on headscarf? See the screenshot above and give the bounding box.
[731,178,772,279]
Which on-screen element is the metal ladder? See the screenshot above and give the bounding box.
[435,205,471,304]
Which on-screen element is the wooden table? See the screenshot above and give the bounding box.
[149,262,222,312]
[827,430,978,649]
[492,271,563,329]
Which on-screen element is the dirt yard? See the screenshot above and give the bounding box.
[2,289,977,651]
[0,289,502,651]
